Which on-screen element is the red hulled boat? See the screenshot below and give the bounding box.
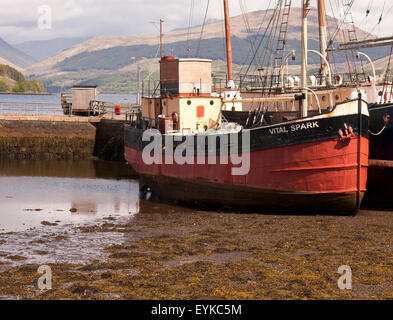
[124,1,369,215]
[125,88,369,215]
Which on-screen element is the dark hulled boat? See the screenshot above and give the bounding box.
[218,0,393,209]
[362,102,393,208]
[369,103,393,162]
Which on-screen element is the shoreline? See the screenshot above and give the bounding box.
[0,92,52,96]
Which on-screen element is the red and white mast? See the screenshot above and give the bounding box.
[223,0,234,88]
[301,0,310,117]
[317,0,328,81]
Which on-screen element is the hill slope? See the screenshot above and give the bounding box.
[26,7,373,76]
[0,38,36,69]
[26,7,387,93]
[0,64,46,93]
[13,37,91,62]
[0,57,23,72]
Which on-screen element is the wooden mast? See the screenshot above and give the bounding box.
[317,0,328,81]
[223,0,234,88]
[328,36,393,52]
[301,0,310,117]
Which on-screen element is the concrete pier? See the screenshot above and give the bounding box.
[0,113,125,122]
[0,114,126,161]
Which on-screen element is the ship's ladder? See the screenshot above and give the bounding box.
[271,0,292,89]
[341,0,368,83]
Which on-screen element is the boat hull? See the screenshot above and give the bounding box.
[360,104,393,209]
[362,161,393,209]
[369,103,393,161]
[125,100,369,215]
[137,172,364,215]
[125,136,369,215]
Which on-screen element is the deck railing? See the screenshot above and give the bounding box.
[0,102,62,114]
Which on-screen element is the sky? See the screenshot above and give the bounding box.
[0,0,392,44]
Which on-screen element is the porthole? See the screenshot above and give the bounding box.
[187,100,192,105]
[210,100,214,105]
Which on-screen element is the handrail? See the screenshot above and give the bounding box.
[299,87,322,114]
[221,96,296,106]
[308,50,332,86]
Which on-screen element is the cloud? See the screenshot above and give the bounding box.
[0,0,391,44]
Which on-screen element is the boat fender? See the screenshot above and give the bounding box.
[384,91,389,103]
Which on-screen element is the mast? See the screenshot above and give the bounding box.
[301,0,310,117]
[328,36,393,52]
[317,0,328,81]
[223,0,234,88]
[160,19,164,59]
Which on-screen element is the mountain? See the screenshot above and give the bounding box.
[13,37,91,62]
[25,7,388,93]
[0,38,36,69]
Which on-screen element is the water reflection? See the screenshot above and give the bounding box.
[0,158,136,179]
[0,159,139,233]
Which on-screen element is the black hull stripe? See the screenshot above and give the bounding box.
[125,114,369,154]
[139,174,362,215]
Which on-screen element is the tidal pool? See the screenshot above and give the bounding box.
[0,159,139,267]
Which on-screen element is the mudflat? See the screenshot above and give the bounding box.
[0,200,392,300]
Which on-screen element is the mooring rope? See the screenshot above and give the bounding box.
[368,122,389,136]
[368,113,390,136]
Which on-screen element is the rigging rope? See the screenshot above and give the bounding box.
[195,0,210,58]
[238,0,282,94]
[327,0,364,87]
[327,0,355,47]
[367,0,388,37]
[143,44,161,82]
[237,0,273,82]
[185,0,195,56]
[238,0,257,59]
[235,0,274,112]
[382,45,393,96]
